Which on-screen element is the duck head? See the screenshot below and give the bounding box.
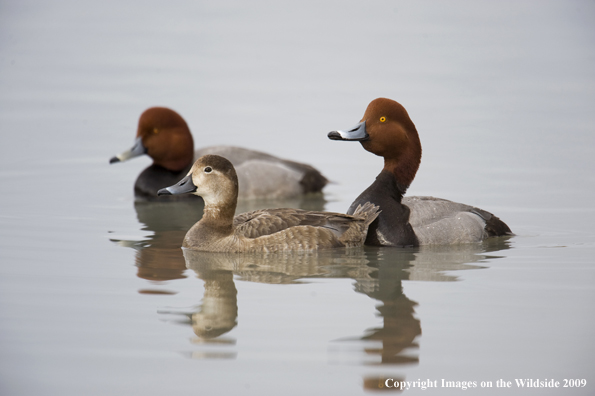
[110,107,195,172]
[158,155,239,215]
[328,98,422,188]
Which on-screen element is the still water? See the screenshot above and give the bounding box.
[1,1,594,395]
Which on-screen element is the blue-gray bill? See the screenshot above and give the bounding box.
[327,121,368,141]
[157,174,197,196]
[109,136,147,164]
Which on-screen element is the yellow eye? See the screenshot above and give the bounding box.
[380,117,386,123]
[153,128,159,134]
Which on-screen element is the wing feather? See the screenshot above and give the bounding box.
[233,208,369,239]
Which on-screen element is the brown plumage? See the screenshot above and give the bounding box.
[158,155,379,253]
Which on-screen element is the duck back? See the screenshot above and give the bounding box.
[404,196,512,244]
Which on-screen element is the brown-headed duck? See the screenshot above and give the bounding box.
[328,98,512,247]
[110,107,328,201]
[157,155,379,253]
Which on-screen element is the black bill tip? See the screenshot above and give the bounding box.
[327,131,344,140]
[109,156,120,164]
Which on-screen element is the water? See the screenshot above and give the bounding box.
[1,1,594,395]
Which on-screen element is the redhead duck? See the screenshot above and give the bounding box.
[328,98,512,247]
[110,107,328,201]
[156,155,379,253]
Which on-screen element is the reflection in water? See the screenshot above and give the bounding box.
[173,238,511,379]
[111,200,204,282]
[190,269,238,339]
[356,250,421,366]
[158,267,239,360]
[358,241,510,390]
[111,198,510,385]
[174,249,378,359]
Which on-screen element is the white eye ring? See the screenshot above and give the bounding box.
[204,166,212,173]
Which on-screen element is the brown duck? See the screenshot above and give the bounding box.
[158,155,379,253]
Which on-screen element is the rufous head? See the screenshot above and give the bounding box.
[135,107,195,171]
[329,98,422,186]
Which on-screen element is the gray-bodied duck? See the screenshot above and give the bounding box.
[328,98,512,247]
[157,155,379,253]
[110,107,328,201]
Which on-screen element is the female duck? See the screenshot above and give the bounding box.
[157,155,379,253]
[110,107,328,201]
[328,98,512,247]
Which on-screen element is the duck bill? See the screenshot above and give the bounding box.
[109,136,147,164]
[327,121,368,141]
[157,174,197,196]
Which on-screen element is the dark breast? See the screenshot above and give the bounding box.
[347,173,418,247]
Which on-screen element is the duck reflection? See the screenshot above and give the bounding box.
[172,237,510,389]
[169,248,379,358]
[157,267,239,360]
[110,195,327,283]
[353,248,421,366]
[358,239,510,390]
[129,200,202,282]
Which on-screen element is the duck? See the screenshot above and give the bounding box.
[328,97,512,247]
[110,107,328,201]
[156,155,379,253]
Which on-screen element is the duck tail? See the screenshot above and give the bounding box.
[339,202,380,247]
[352,202,381,228]
[485,214,514,237]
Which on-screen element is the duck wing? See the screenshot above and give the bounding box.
[233,208,371,239]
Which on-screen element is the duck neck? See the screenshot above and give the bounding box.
[376,164,409,201]
[347,167,418,247]
[185,199,235,250]
[382,154,418,197]
[372,169,409,202]
[200,199,237,235]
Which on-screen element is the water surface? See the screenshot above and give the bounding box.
[1,1,594,395]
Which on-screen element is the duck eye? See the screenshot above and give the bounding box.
[204,166,212,173]
[379,116,386,123]
[153,128,159,134]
